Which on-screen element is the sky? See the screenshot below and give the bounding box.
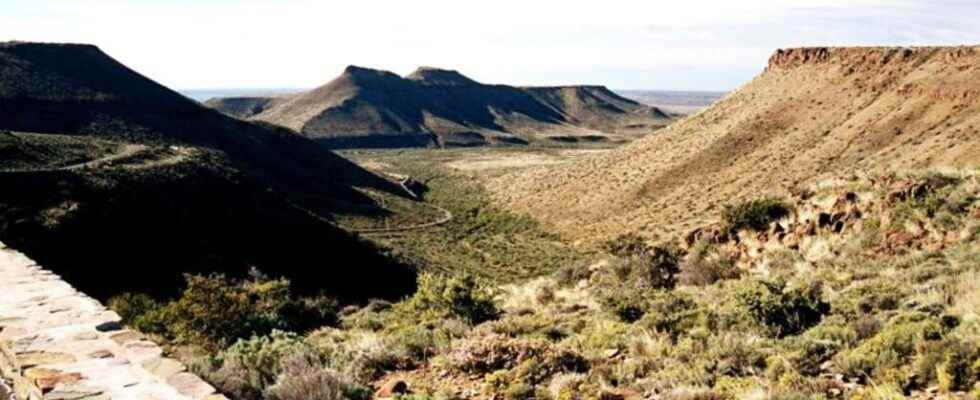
[1,0,978,91]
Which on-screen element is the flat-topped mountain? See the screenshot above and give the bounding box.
[0,42,415,300]
[205,66,670,148]
[489,46,980,243]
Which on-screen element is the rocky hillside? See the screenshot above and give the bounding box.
[206,66,670,149]
[489,46,980,245]
[0,42,416,301]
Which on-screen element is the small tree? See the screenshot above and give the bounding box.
[408,272,499,324]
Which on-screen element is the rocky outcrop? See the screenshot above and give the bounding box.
[0,242,226,400]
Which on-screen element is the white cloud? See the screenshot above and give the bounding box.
[0,0,976,90]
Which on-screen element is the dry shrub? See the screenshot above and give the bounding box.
[263,350,370,400]
[678,242,740,286]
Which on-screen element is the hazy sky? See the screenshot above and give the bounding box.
[1,0,977,91]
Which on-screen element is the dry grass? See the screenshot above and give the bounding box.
[488,47,980,245]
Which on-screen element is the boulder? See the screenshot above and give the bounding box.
[375,379,410,398]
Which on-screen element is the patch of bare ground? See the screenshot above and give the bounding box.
[445,149,611,172]
[489,46,980,245]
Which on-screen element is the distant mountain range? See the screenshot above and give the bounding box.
[203,66,671,149]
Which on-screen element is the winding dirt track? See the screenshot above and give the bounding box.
[0,144,145,173]
[0,144,193,174]
[354,201,453,235]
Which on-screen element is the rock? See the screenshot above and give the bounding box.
[72,332,100,341]
[603,348,621,359]
[108,330,145,345]
[375,379,410,398]
[94,321,122,332]
[818,212,832,228]
[16,351,76,368]
[44,385,105,400]
[88,350,113,359]
[141,357,187,379]
[25,367,83,391]
[166,372,216,398]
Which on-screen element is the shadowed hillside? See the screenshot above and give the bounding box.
[206,66,670,148]
[489,46,980,244]
[0,42,416,301]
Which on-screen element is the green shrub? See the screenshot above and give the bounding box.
[935,339,979,393]
[167,274,294,348]
[769,337,840,378]
[307,329,399,382]
[115,274,339,349]
[107,292,168,335]
[404,272,500,325]
[193,331,312,400]
[107,292,161,324]
[595,245,684,323]
[832,279,907,318]
[385,323,462,364]
[637,291,702,338]
[734,279,829,338]
[721,198,791,235]
[835,313,949,381]
[481,340,588,399]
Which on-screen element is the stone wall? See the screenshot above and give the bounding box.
[0,242,225,400]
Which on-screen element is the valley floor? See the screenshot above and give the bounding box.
[336,147,604,282]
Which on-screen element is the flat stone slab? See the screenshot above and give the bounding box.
[0,242,217,400]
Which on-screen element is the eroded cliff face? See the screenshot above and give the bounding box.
[489,46,980,244]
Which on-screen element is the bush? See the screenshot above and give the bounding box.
[721,198,791,235]
[935,339,979,393]
[107,292,168,335]
[193,331,312,400]
[637,291,702,337]
[167,274,283,348]
[107,292,161,324]
[678,242,740,286]
[734,279,829,338]
[308,328,399,382]
[263,350,371,400]
[603,236,682,290]
[405,272,500,325]
[111,274,339,349]
[594,244,685,323]
[834,313,949,382]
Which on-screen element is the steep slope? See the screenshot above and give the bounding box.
[0,42,397,203]
[209,66,671,148]
[0,42,415,301]
[489,46,980,244]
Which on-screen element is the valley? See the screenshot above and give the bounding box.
[0,40,978,400]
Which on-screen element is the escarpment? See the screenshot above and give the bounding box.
[489,46,980,244]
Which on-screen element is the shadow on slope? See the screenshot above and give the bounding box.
[0,157,416,302]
